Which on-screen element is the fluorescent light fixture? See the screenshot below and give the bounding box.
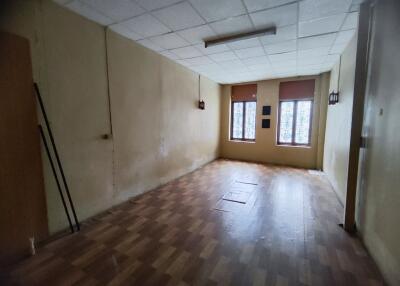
[204,26,276,48]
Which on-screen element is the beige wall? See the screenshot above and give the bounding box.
[355,0,400,284]
[220,74,329,169]
[323,34,357,205]
[107,31,220,204]
[1,0,221,233]
[1,0,114,233]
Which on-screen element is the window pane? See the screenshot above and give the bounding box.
[279,101,294,143]
[295,101,312,144]
[232,102,243,138]
[244,102,256,139]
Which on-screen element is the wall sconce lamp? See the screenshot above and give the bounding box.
[198,75,205,110]
[329,91,339,105]
[329,57,341,105]
[198,100,205,110]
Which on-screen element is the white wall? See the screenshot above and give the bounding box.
[323,34,358,204]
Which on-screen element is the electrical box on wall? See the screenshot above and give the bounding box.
[262,119,270,128]
[262,106,271,115]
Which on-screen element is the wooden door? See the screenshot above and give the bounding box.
[0,32,48,265]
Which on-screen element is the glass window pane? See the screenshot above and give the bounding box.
[244,102,256,139]
[295,101,312,144]
[279,101,294,143]
[232,102,243,139]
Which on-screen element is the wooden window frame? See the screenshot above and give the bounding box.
[277,99,313,146]
[230,100,256,142]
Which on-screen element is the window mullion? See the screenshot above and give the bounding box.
[292,101,298,144]
[242,101,246,140]
[308,101,313,145]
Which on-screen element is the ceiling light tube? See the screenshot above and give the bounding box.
[204,26,276,48]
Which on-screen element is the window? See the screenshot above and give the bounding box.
[230,84,257,141]
[231,101,256,141]
[278,100,312,146]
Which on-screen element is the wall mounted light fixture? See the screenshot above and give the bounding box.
[328,91,339,105]
[329,56,342,105]
[198,100,205,110]
[198,75,205,110]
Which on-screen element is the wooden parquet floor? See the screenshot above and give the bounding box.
[4,160,384,285]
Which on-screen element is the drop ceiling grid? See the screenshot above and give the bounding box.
[57,0,362,84]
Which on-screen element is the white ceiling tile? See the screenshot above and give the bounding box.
[248,63,271,72]
[299,14,346,37]
[177,25,216,45]
[227,68,251,74]
[66,1,113,25]
[192,63,222,72]
[234,46,265,59]
[242,56,270,66]
[269,51,296,63]
[251,71,272,77]
[149,33,188,49]
[297,64,322,71]
[207,71,224,77]
[123,14,170,37]
[250,3,298,28]
[299,0,352,21]
[194,43,231,55]
[109,23,143,40]
[271,59,296,68]
[208,51,238,62]
[228,38,261,49]
[335,29,356,44]
[298,33,336,50]
[264,40,296,54]
[296,69,320,76]
[298,47,330,58]
[160,50,180,60]
[232,74,257,83]
[243,0,295,12]
[81,0,145,21]
[152,2,205,30]
[274,66,297,73]
[72,0,361,84]
[259,24,297,45]
[137,39,164,51]
[219,60,246,69]
[298,56,326,65]
[330,43,347,54]
[171,46,203,58]
[189,0,246,22]
[136,0,182,11]
[210,15,253,36]
[342,12,359,30]
[184,56,214,66]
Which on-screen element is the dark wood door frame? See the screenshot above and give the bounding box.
[344,1,374,232]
